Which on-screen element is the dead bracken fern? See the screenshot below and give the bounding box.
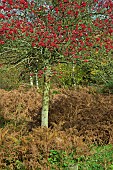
[0,86,113,169]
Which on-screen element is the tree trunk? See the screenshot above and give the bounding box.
[41,65,51,127]
[35,72,39,89]
[72,62,76,87]
[30,73,33,87]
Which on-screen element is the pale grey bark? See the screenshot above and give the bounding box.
[72,62,76,87]
[41,65,51,127]
[35,72,39,89]
[30,73,33,87]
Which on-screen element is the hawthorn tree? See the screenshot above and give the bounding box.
[0,0,113,127]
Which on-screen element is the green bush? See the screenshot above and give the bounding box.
[0,66,23,90]
[48,145,113,170]
[78,145,113,170]
[48,150,77,169]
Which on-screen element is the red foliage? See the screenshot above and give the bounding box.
[0,0,113,64]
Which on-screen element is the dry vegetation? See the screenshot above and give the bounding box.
[0,86,113,169]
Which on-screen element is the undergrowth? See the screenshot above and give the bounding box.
[48,145,113,170]
[1,87,113,169]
